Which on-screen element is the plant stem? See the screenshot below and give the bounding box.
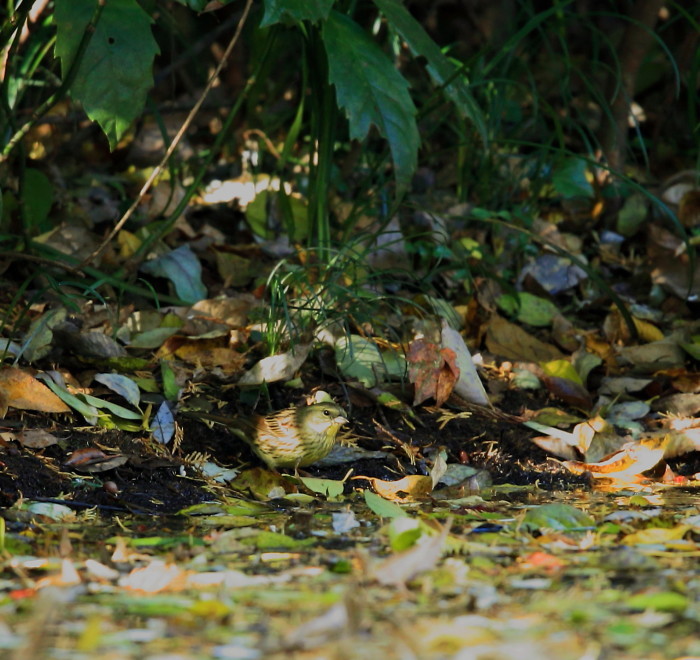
[307,26,337,263]
[0,0,105,161]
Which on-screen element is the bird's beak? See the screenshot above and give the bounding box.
[334,415,349,426]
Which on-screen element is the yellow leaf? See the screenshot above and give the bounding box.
[633,317,664,343]
[622,525,691,545]
[362,475,433,502]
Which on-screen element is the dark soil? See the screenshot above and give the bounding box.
[4,384,696,514]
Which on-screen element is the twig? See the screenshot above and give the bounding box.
[0,250,86,277]
[81,0,255,269]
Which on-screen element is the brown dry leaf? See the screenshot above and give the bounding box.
[648,223,700,300]
[17,429,59,448]
[361,475,433,502]
[541,375,593,410]
[616,337,686,372]
[173,338,247,372]
[190,296,256,327]
[0,367,70,415]
[485,314,563,362]
[64,447,129,473]
[562,436,669,481]
[213,248,253,287]
[667,370,700,393]
[407,338,458,406]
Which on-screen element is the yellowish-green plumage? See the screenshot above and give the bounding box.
[186,402,348,469]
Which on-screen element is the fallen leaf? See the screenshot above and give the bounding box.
[0,367,70,414]
[407,338,458,406]
[371,518,453,587]
[17,429,59,448]
[238,343,312,385]
[441,319,490,406]
[562,437,669,481]
[486,314,564,363]
[360,475,433,502]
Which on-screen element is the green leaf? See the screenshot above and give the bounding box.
[552,158,594,199]
[388,517,422,551]
[140,245,207,304]
[681,341,700,360]
[128,327,179,349]
[22,169,53,232]
[497,292,560,327]
[372,0,486,140]
[541,359,582,386]
[299,476,344,499]
[616,193,648,237]
[521,503,594,532]
[260,0,334,27]
[334,335,404,387]
[54,0,159,150]
[78,392,142,419]
[323,11,418,197]
[626,591,688,613]
[42,378,99,424]
[364,489,408,518]
[251,531,316,549]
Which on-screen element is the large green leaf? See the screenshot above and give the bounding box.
[372,0,487,140]
[322,12,418,197]
[260,0,334,26]
[54,0,159,150]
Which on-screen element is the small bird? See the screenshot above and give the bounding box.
[184,401,349,469]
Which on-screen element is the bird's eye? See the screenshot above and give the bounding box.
[323,409,330,416]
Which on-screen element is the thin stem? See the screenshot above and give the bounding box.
[0,0,105,160]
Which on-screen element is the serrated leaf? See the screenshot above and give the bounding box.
[323,12,418,197]
[54,0,159,149]
[372,0,486,139]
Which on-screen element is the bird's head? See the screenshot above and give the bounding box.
[299,402,349,435]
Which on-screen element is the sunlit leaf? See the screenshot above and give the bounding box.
[364,489,408,518]
[299,476,344,499]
